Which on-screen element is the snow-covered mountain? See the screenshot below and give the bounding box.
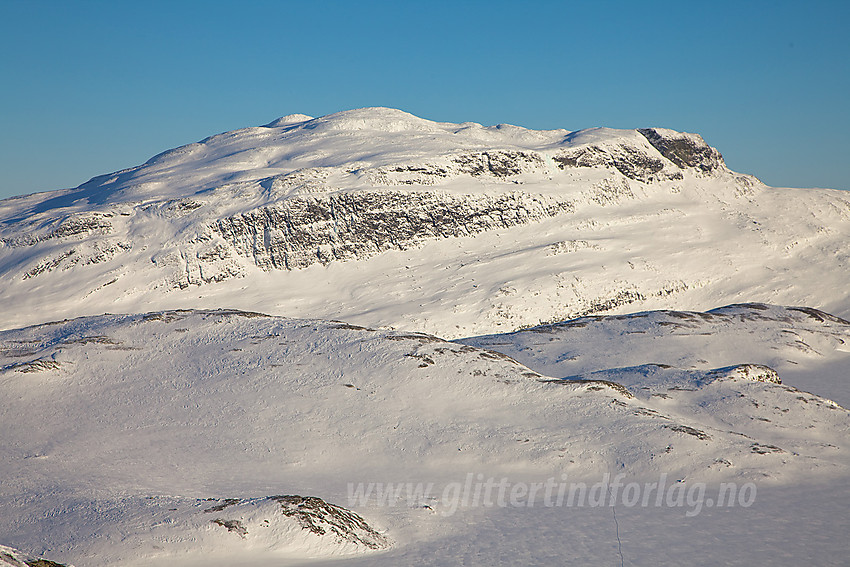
[1,108,849,565]
[2,108,848,337]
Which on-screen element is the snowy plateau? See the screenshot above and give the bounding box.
[0,107,849,566]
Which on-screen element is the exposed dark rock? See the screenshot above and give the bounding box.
[708,364,781,384]
[210,191,574,271]
[203,498,240,513]
[588,178,635,205]
[663,423,711,440]
[7,359,61,373]
[452,151,544,177]
[0,548,69,567]
[22,241,130,280]
[553,144,674,183]
[787,306,850,325]
[552,145,609,170]
[637,128,725,174]
[3,214,113,248]
[211,518,248,537]
[62,335,119,346]
[609,147,667,181]
[553,140,682,182]
[272,495,389,549]
[751,443,785,454]
[581,288,646,314]
[541,378,634,398]
[24,560,68,567]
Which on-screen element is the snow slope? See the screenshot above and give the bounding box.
[1,108,849,336]
[460,303,850,407]
[1,308,848,565]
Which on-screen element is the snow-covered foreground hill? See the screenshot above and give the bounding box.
[1,307,848,565]
[461,303,850,408]
[1,108,849,336]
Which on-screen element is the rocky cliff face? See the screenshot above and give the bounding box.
[637,128,725,174]
[209,191,575,271]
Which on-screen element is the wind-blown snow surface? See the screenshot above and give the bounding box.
[1,308,849,565]
[1,108,849,336]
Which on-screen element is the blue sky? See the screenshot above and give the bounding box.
[1,0,848,200]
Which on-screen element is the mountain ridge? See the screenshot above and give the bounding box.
[0,107,741,218]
